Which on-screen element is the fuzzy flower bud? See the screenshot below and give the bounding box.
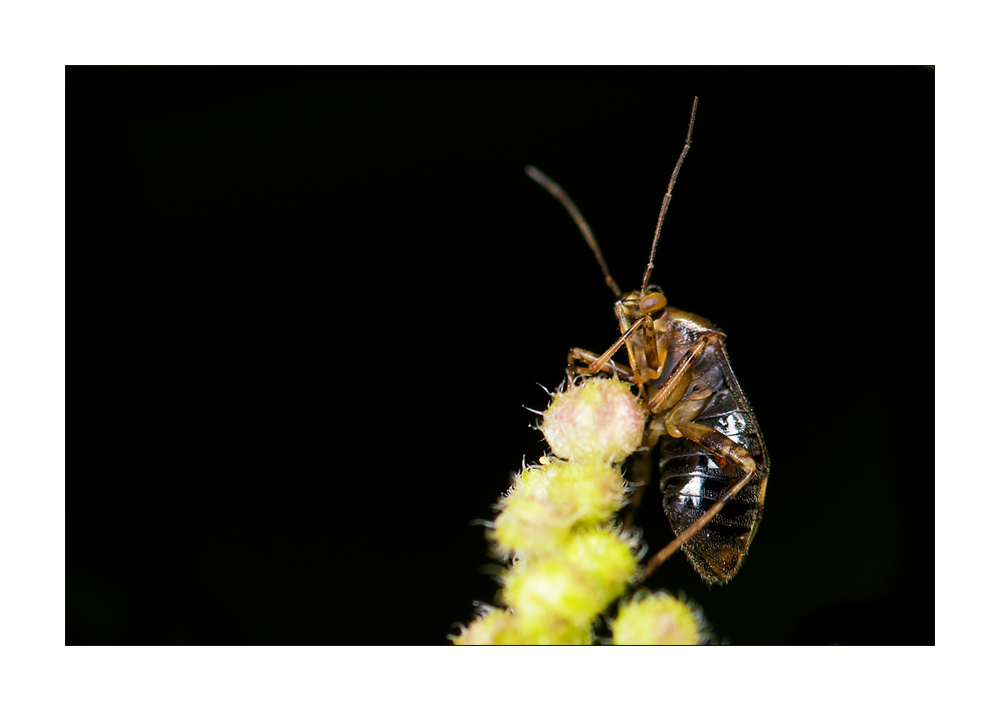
[491,496,575,558]
[494,614,594,646]
[451,607,511,645]
[564,527,639,603]
[611,591,705,645]
[490,457,630,559]
[544,460,629,526]
[540,377,646,463]
[502,557,607,630]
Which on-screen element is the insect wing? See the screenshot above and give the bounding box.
[659,337,769,584]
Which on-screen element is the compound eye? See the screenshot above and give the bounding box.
[639,292,667,314]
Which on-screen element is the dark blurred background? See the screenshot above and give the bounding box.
[67,66,932,645]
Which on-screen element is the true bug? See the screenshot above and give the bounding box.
[526,97,768,585]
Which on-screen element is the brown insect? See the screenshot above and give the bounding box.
[526,97,769,585]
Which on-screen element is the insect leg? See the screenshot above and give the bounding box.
[567,347,634,381]
[641,465,756,581]
[646,335,711,413]
[670,422,755,475]
[621,442,653,530]
[576,311,647,380]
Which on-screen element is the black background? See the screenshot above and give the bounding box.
[67,66,932,645]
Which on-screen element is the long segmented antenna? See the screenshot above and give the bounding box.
[526,165,622,299]
[640,96,699,294]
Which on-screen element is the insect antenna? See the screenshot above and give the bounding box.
[525,165,622,299]
[640,96,699,295]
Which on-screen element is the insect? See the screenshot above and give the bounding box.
[526,97,769,585]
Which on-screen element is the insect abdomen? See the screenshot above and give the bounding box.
[660,455,764,584]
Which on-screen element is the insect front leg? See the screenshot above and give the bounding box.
[572,307,647,380]
[567,347,634,381]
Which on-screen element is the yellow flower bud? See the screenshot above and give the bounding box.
[611,591,705,645]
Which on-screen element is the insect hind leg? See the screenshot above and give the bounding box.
[642,467,756,581]
[640,423,757,582]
